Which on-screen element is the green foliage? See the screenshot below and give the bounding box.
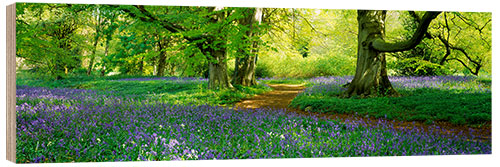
[291,86,491,127]
[386,11,447,76]
[259,78,309,85]
[259,53,356,78]
[390,57,447,76]
[16,3,86,79]
[16,3,491,81]
[386,11,491,76]
[258,9,357,78]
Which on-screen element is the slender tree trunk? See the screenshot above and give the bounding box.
[87,38,99,76]
[343,10,440,97]
[87,9,102,76]
[101,37,110,76]
[139,56,144,75]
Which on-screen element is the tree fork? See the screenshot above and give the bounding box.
[343,10,441,98]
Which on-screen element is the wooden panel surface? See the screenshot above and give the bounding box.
[6,3,17,163]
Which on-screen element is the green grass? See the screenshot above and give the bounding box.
[16,73,272,106]
[259,78,311,86]
[291,87,491,127]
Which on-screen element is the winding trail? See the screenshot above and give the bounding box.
[234,84,491,141]
[234,84,306,110]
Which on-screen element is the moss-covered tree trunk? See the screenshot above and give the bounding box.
[343,10,440,97]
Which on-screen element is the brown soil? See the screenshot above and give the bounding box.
[234,84,491,142]
[234,84,306,110]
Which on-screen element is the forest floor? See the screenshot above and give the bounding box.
[234,84,306,110]
[234,84,491,142]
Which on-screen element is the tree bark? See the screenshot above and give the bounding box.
[207,45,233,89]
[157,36,167,76]
[232,8,262,86]
[207,7,233,89]
[343,10,440,97]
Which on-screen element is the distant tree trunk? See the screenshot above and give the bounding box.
[87,38,99,76]
[342,10,440,97]
[157,37,167,77]
[101,37,110,76]
[233,8,263,86]
[87,9,102,76]
[138,56,145,75]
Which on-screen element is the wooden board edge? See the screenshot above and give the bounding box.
[6,3,17,163]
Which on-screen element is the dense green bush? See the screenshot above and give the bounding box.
[259,54,356,78]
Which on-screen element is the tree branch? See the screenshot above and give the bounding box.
[133,5,185,33]
[408,11,433,39]
[446,58,473,74]
[371,11,441,52]
[117,5,204,42]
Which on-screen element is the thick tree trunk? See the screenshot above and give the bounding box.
[343,10,398,97]
[233,56,258,86]
[233,8,262,86]
[343,10,440,97]
[208,45,233,89]
[206,7,233,89]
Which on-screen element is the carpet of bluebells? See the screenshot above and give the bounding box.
[300,76,490,96]
[16,76,491,163]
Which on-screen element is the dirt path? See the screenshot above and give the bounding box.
[234,84,306,110]
[234,84,490,141]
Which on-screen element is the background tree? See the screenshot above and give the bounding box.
[16,3,86,79]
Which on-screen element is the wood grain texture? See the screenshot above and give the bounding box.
[6,3,17,163]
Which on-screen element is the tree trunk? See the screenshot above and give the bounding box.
[87,10,102,76]
[87,38,99,76]
[343,10,440,97]
[157,37,167,77]
[206,7,233,89]
[233,8,262,86]
[233,56,258,86]
[101,37,110,76]
[138,56,144,75]
[207,44,233,89]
